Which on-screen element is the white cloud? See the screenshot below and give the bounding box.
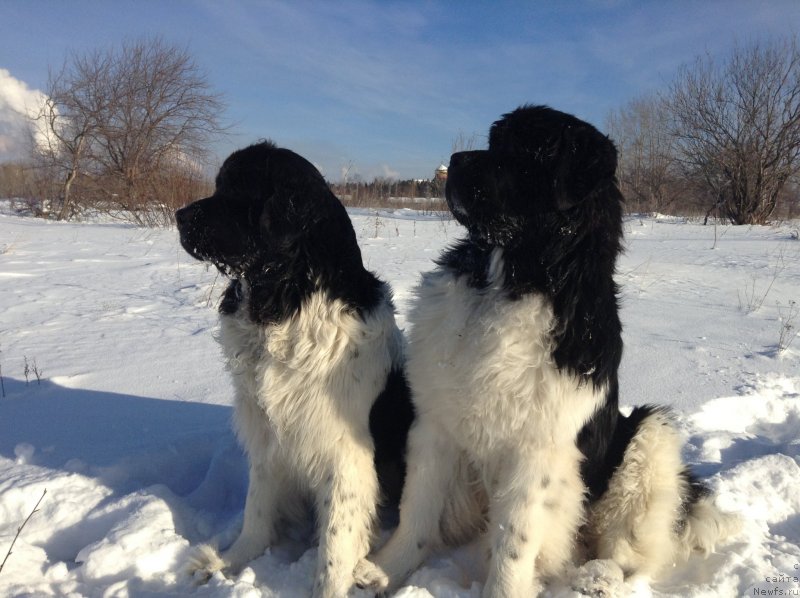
[380,164,400,180]
[0,69,47,162]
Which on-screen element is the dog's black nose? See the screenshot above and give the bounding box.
[175,204,195,227]
[450,150,485,171]
[449,151,469,169]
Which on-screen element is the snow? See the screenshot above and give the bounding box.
[1,204,799,597]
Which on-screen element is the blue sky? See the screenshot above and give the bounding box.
[1,0,799,181]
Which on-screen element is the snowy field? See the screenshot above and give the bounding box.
[0,204,799,597]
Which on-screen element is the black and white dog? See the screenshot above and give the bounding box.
[176,141,413,597]
[365,106,737,596]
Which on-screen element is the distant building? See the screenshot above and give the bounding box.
[435,164,448,181]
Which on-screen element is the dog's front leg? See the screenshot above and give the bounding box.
[188,454,291,582]
[312,439,378,598]
[483,446,584,598]
[220,457,288,569]
[366,418,464,592]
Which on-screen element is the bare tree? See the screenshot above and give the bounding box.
[450,130,482,154]
[32,37,225,224]
[35,50,112,219]
[606,94,686,214]
[94,39,225,223]
[665,36,800,224]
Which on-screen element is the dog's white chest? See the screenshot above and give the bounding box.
[217,286,398,475]
[407,260,603,456]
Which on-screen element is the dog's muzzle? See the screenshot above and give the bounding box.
[175,203,199,232]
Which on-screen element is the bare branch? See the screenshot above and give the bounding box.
[665,36,800,224]
[28,36,225,224]
[0,489,47,575]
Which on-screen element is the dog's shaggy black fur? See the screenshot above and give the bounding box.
[444,106,628,499]
[367,106,736,595]
[176,143,413,480]
[177,142,383,325]
[176,141,413,596]
[177,143,413,494]
[445,105,709,505]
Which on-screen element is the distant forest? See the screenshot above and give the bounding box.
[329,177,446,210]
[2,35,800,224]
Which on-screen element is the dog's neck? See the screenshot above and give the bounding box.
[219,258,386,327]
[441,232,621,390]
[218,269,314,325]
[220,278,244,315]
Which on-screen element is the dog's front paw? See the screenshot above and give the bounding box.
[570,559,626,597]
[186,544,227,585]
[353,558,390,591]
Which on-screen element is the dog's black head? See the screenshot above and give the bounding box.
[446,105,620,248]
[177,141,354,276]
[444,106,627,488]
[176,141,381,323]
[441,105,624,390]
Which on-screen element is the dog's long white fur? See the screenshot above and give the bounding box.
[368,249,738,596]
[188,281,403,598]
[584,409,740,581]
[372,250,605,597]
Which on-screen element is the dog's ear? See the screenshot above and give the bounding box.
[257,179,336,251]
[258,194,297,244]
[554,126,618,211]
[257,149,331,243]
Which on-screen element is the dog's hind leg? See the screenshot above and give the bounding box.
[584,407,740,580]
